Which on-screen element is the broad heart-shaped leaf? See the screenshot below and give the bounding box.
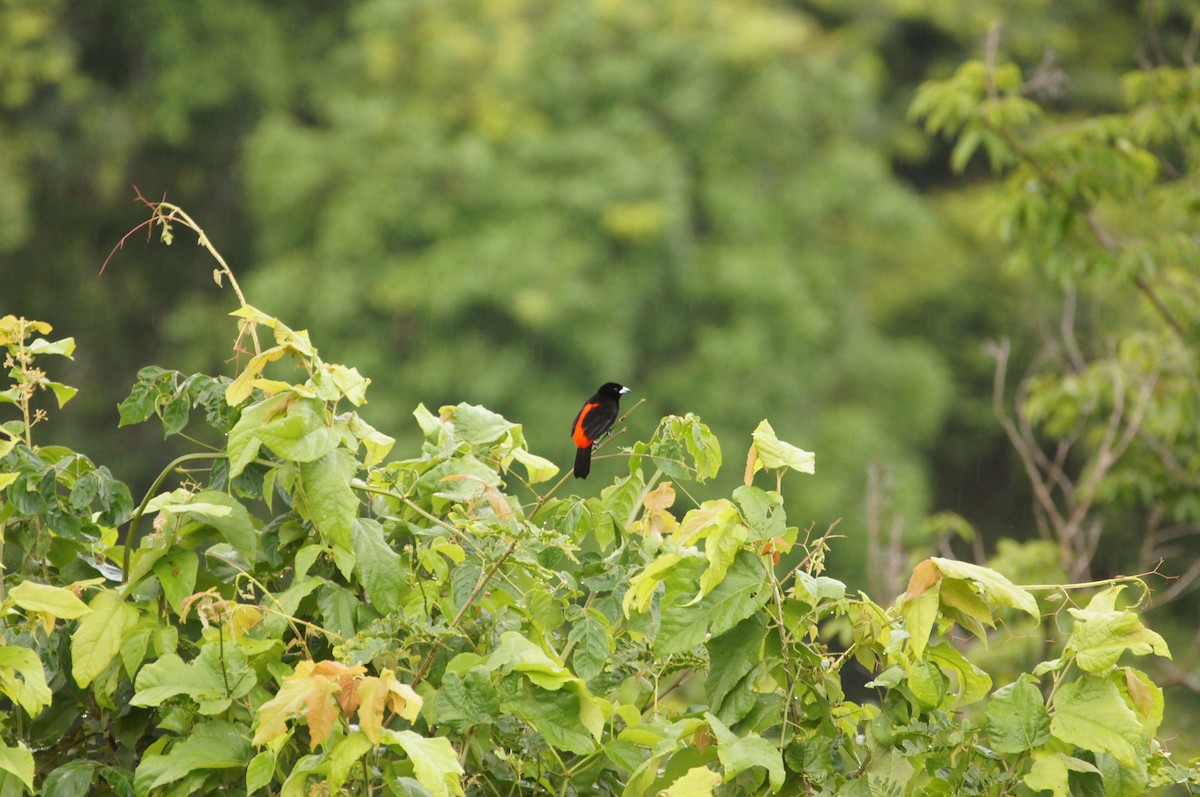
[986,676,1051,753]
[749,419,814,476]
[132,645,256,715]
[133,721,251,793]
[705,712,784,791]
[1050,676,1143,766]
[0,645,52,716]
[930,557,1039,617]
[351,519,405,614]
[381,730,465,797]
[656,551,771,656]
[297,448,359,549]
[0,741,34,792]
[71,589,138,688]
[1064,586,1170,673]
[9,580,92,619]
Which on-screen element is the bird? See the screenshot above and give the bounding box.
[571,382,630,479]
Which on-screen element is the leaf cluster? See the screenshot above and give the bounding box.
[2,248,1198,795]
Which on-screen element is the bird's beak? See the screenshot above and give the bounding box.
[619,386,631,394]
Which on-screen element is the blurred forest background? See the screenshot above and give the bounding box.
[5,0,1200,751]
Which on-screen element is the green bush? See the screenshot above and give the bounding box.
[2,207,1198,795]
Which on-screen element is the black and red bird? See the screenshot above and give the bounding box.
[571,382,630,479]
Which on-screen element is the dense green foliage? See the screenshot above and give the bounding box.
[6,0,1200,787]
[3,228,1199,793]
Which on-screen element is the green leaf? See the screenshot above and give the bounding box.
[298,448,359,549]
[47,381,79,408]
[1024,752,1100,797]
[1117,666,1164,737]
[705,617,766,715]
[510,446,558,484]
[226,394,290,477]
[732,485,786,544]
[750,419,814,475]
[937,576,994,640]
[117,371,165,428]
[134,721,252,793]
[245,750,276,794]
[0,742,34,792]
[381,730,465,797]
[0,644,52,716]
[656,551,770,656]
[485,632,571,690]
[926,643,992,708]
[930,557,1039,617]
[568,614,612,683]
[347,413,395,465]
[131,645,256,714]
[1050,677,1142,766]
[900,578,939,658]
[184,490,259,563]
[71,590,138,688]
[42,760,99,797]
[794,571,845,602]
[502,682,598,755]
[705,712,784,791]
[152,550,199,616]
[257,397,342,463]
[986,676,1050,753]
[28,336,75,358]
[663,767,722,797]
[1064,586,1170,673]
[623,552,688,616]
[328,732,374,789]
[435,670,499,735]
[351,519,405,614]
[9,581,92,619]
[674,500,746,602]
[905,659,948,710]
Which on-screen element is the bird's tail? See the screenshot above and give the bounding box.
[574,446,592,479]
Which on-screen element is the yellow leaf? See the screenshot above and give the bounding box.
[253,674,312,746]
[357,676,386,744]
[305,678,340,749]
[664,766,722,797]
[380,669,423,722]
